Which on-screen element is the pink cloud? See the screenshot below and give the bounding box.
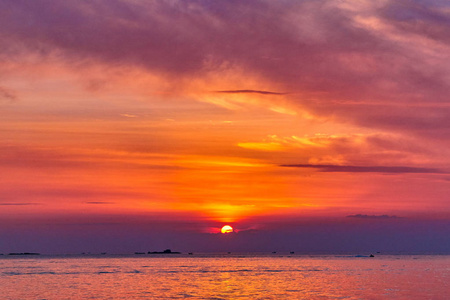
[1,0,448,108]
[2,1,447,143]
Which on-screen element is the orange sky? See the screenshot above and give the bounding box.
[1,57,448,225]
[0,1,449,253]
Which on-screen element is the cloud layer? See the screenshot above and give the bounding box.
[1,0,449,139]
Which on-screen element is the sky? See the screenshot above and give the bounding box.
[0,0,449,254]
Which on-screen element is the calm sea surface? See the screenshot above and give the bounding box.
[0,254,448,299]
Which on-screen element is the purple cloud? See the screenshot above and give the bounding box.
[0,87,17,102]
[215,90,287,95]
[281,164,444,174]
[347,214,400,219]
[0,0,449,138]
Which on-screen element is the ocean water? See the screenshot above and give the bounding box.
[0,254,448,299]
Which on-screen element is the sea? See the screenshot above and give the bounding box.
[0,254,448,299]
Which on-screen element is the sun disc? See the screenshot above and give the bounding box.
[221,225,233,234]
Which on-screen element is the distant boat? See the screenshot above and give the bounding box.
[290,251,295,254]
[148,249,181,254]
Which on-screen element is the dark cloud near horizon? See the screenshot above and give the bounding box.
[281,164,444,174]
[347,214,400,219]
[0,0,449,138]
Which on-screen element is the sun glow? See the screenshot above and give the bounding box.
[221,225,234,234]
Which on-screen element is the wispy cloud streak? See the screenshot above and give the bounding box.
[0,202,40,206]
[0,87,17,102]
[347,214,400,219]
[281,164,444,174]
[215,90,287,95]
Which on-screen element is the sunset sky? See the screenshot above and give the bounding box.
[1,0,449,254]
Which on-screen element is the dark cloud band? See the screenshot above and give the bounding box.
[281,164,443,174]
[347,214,400,219]
[215,90,287,95]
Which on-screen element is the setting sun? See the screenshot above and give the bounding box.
[221,225,234,234]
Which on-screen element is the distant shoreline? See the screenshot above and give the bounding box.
[1,252,449,258]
